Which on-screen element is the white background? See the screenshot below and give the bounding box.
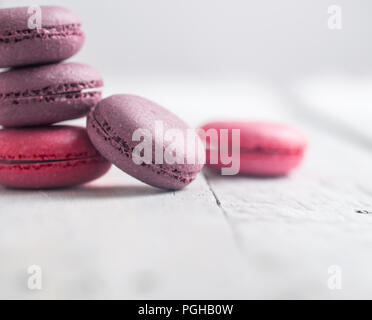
[1,0,372,80]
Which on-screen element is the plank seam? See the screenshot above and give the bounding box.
[203,171,244,250]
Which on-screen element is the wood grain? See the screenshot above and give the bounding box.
[1,76,371,299]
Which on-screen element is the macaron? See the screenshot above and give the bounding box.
[0,126,111,189]
[0,62,103,127]
[87,94,204,190]
[0,6,84,68]
[201,121,307,176]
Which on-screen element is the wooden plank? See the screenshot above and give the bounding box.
[202,80,372,298]
[0,76,296,299]
[1,76,282,299]
[1,76,371,299]
[0,166,257,299]
[148,76,372,298]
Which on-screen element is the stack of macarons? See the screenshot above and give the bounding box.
[0,5,206,190]
[0,5,307,191]
[0,6,111,188]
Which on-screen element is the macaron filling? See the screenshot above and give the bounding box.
[0,155,101,165]
[0,24,83,44]
[0,152,107,174]
[0,80,102,105]
[207,145,304,155]
[240,146,303,155]
[89,111,199,184]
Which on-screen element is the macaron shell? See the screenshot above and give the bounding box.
[0,157,110,189]
[0,126,111,189]
[0,6,84,68]
[0,126,101,161]
[0,91,101,127]
[87,94,204,190]
[202,121,307,152]
[0,33,84,68]
[206,149,305,176]
[0,6,82,30]
[0,63,103,127]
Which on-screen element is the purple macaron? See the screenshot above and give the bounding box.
[0,6,84,68]
[87,94,205,190]
[0,62,103,127]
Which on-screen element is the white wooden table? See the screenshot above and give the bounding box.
[1,74,372,299]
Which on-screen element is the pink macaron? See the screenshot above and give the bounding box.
[0,62,103,127]
[0,6,84,68]
[0,126,111,189]
[201,121,307,176]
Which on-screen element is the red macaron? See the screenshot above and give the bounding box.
[201,121,307,176]
[0,126,111,189]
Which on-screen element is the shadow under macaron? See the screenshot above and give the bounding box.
[0,184,169,200]
[203,167,289,181]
